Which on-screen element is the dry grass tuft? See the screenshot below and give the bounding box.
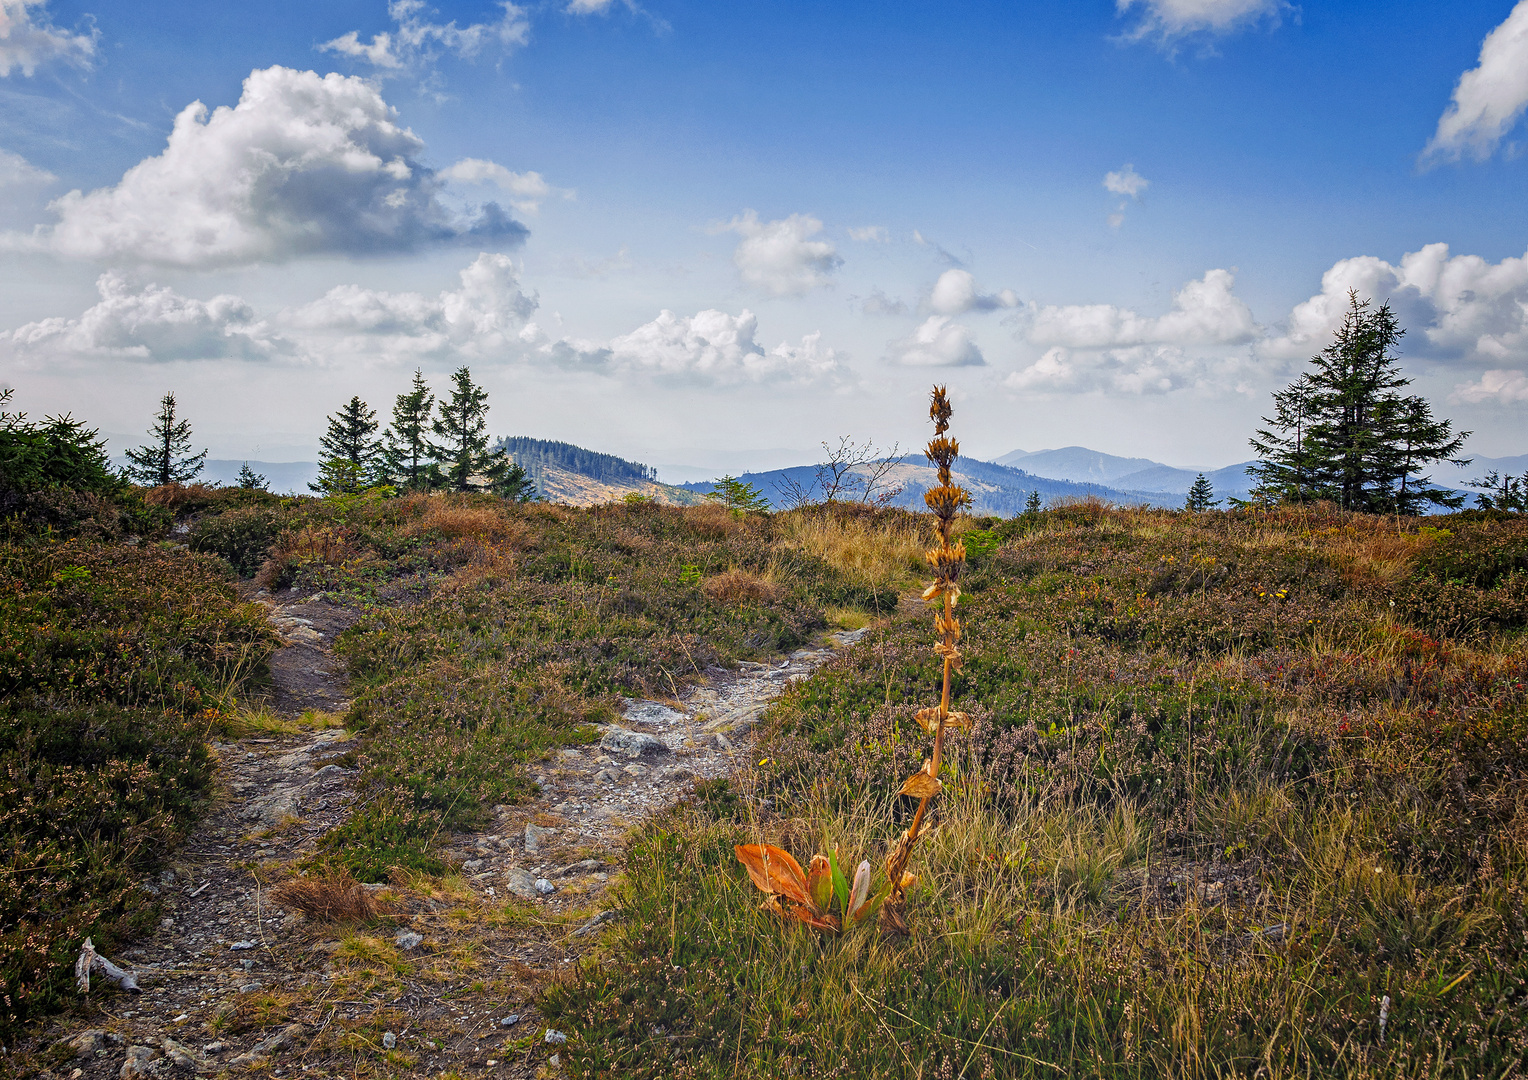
[703,568,782,605]
[683,502,747,540]
[402,496,530,550]
[271,872,388,922]
[777,506,928,589]
[141,482,222,510]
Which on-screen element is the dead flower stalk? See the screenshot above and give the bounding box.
[735,385,971,935]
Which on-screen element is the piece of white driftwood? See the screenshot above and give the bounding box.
[74,938,141,993]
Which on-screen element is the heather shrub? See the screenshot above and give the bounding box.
[0,539,274,1038]
[189,503,293,577]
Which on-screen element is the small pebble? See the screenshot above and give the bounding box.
[382,1032,396,1050]
[395,930,423,950]
[535,878,554,895]
[499,1014,520,1027]
[544,1029,567,1044]
[229,940,256,951]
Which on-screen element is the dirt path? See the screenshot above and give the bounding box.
[30,591,865,1080]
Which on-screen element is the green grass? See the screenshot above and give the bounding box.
[254,496,895,881]
[542,503,1528,1078]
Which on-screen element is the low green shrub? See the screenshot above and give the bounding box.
[0,539,274,1038]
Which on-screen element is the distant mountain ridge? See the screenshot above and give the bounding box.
[998,446,1259,499]
[681,457,1185,514]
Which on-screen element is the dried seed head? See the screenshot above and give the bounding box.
[929,385,953,435]
[924,485,969,522]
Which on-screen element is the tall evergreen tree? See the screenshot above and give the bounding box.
[431,367,508,492]
[310,396,382,496]
[1248,293,1470,513]
[1185,474,1218,512]
[1024,489,1042,515]
[124,392,206,487]
[382,370,439,491]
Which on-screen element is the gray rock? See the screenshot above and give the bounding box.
[832,627,869,646]
[161,1037,211,1073]
[311,764,344,778]
[238,982,262,993]
[557,748,583,761]
[558,859,605,877]
[228,940,256,951]
[544,1029,568,1044]
[535,878,555,895]
[594,768,618,784]
[246,785,301,825]
[503,867,539,900]
[381,1032,397,1050]
[551,801,582,816]
[120,1045,157,1079]
[499,1014,521,1027]
[713,734,734,752]
[622,699,689,727]
[665,766,697,782]
[524,822,556,855]
[394,930,423,951]
[622,763,648,778]
[62,1029,107,1057]
[228,1023,304,1067]
[599,725,671,758]
[462,859,483,872]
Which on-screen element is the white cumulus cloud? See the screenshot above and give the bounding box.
[1004,343,1251,395]
[928,269,1018,316]
[11,66,527,268]
[1103,163,1149,227]
[1454,369,1528,405]
[1116,0,1290,46]
[0,0,95,77]
[1266,242,1528,406]
[440,157,569,214]
[1103,163,1149,198]
[1005,270,1258,395]
[3,272,291,361]
[887,315,985,367]
[0,147,53,188]
[608,308,847,385]
[290,252,539,363]
[847,225,889,243]
[320,0,528,72]
[1422,1,1528,164]
[1022,269,1258,349]
[716,210,842,297]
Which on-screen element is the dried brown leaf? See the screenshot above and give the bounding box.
[735,844,812,907]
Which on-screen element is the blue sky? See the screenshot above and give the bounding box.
[2,0,1526,476]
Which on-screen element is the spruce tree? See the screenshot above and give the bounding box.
[431,367,507,492]
[704,475,771,514]
[1249,293,1470,513]
[1024,489,1042,515]
[382,370,439,491]
[1185,473,1218,512]
[310,396,382,496]
[1468,471,1528,512]
[124,392,207,487]
[235,462,268,491]
[495,461,537,502]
